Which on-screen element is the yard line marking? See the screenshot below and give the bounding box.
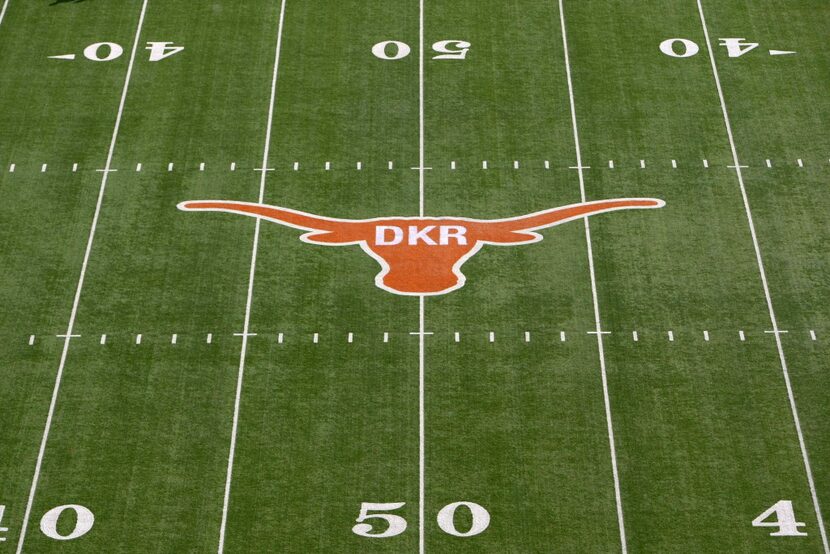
[0,0,9,28]
[16,2,150,551]
[206,333,213,344]
[40,164,47,173]
[230,162,236,171]
[608,160,615,169]
[168,162,174,171]
[217,1,287,552]
[560,331,567,342]
[418,1,426,551]
[704,330,710,341]
[632,331,639,342]
[739,330,746,341]
[703,159,709,168]
[559,2,626,550]
[569,164,590,170]
[383,332,389,343]
[810,330,817,341]
[100,334,106,345]
[136,163,142,172]
[766,159,773,168]
[697,3,829,550]
[668,330,675,342]
[135,334,142,345]
[797,158,804,168]
[28,335,35,346]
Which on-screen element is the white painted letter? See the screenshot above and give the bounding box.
[408,225,437,245]
[376,226,404,246]
[439,225,468,245]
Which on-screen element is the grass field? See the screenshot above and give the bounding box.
[1,0,829,552]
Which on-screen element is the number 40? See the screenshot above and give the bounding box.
[352,501,490,538]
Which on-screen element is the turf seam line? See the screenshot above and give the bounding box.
[16,1,151,551]
[559,1,627,551]
[697,1,830,550]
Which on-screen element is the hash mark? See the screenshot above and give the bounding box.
[293,162,299,171]
[632,331,639,342]
[482,160,488,169]
[560,331,566,342]
[325,161,331,171]
[135,334,142,345]
[524,331,531,342]
[206,333,213,344]
[672,159,677,169]
[739,330,746,341]
[797,158,804,168]
[608,160,615,169]
[704,330,710,342]
[388,161,394,170]
[668,330,675,342]
[810,330,817,341]
[278,333,284,344]
[313,332,319,344]
[640,159,646,169]
[703,159,709,168]
[356,161,362,170]
[168,162,174,172]
[8,164,14,173]
[766,159,773,168]
[545,160,550,169]
[28,335,35,346]
[171,334,178,345]
[199,162,205,171]
[136,163,142,172]
[514,160,520,169]
[41,164,47,173]
[454,332,460,343]
[230,162,237,171]
[100,334,106,345]
[489,331,495,343]
[348,332,354,343]
[72,163,78,173]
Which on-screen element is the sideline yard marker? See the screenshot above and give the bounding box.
[697,2,830,550]
[16,2,152,551]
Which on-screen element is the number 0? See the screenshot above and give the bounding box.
[40,505,95,541]
[83,42,124,62]
[659,38,699,58]
[372,41,411,60]
[436,502,490,537]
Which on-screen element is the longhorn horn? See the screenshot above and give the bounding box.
[493,198,665,233]
[178,201,360,234]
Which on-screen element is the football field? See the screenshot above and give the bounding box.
[1,0,829,552]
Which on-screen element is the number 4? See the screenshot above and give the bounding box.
[753,500,807,536]
[146,42,185,62]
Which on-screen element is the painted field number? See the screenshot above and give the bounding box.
[40,504,95,541]
[352,501,489,538]
[660,37,794,58]
[753,500,807,537]
[50,41,184,62]
[372,40,470,61]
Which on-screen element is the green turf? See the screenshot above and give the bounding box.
[0,0,828,552]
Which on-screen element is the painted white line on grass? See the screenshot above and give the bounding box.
[136,163,142,172]
[668,330,674,342]
[16,3,150,551]
[277,332,284,344]
[231,162,236,171]
[739,330,746,342]
[72,163,78,173]
[608,160,615,169]
[697,3,829,551]
[388,160,394,170]
[450,160,456,170]
[525,331,531,343]
[766,159,773,168]
[797,158,804,168]
[513,160,520,169]
[171,333,177,345]
[0,0,10,28]
[325,161,331,170]
[559,2,626,550]
[8,163,14,173]
[40,164,47,173]
[199,162,205,171]
[704,330,710,342]
[28,335,34,346]
[672,159,678,169]
[217,1,287,553]
[100,334,106,345]
[135,334,142,345]
[703,159,709,168]
[357,161,362,170]
[454,331,460,343]
[417,1,426,552]
[632,331,638,342]
[810,330,817,341]
[207,333,213,344]
[482,160,488,169]
[545,160,551,169]
[640,159,646,169]
[168,162,174,171]
[347,332,354,343]
[560,331,566,342]
[489,331,495,343]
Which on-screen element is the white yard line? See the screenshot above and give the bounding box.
[418,1,426,552]
[695,2,829,551]
[0,0,9,28]
[558,1,627,552]
[15,1,150,552]
[217,1,287,553]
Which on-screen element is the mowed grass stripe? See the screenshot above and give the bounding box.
[697,0,830,544]
[13,2,291,552]
[567,0,824,551]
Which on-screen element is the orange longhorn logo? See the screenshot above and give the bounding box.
[178,198,665,296]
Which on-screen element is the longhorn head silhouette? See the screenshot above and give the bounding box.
[178,198,664,295]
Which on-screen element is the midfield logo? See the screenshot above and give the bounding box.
[178,198,665,296]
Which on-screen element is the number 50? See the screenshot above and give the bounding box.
[372,40,471,61]
[352,501,490,538]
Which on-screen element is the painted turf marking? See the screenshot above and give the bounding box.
[559,2,627,551]
[704,330,710,342]
[632,331,639,342]
[672,159,678,169]
[168,162,174,172]
[100,334,106,345]
[810,330,817,341]
[8,163,14,172]
[696,2,829,551]
[739,330,746,342]
[217,1,287,552]
[207,333,213,344]
[418,1,427,550]
[28,335,35,346]
[0,0,9,28]
[135,334,142,345]
[16,2,150,551]
[797,158,804,168]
